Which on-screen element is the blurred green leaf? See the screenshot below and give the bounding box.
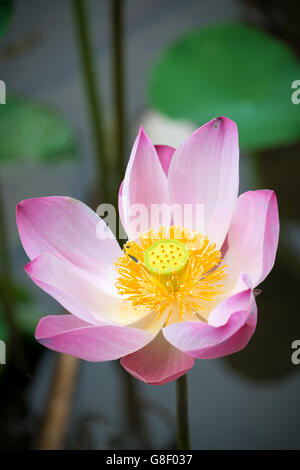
[0,277,33,303]
[0,301,42,343]
[0,280,40,344]
[0,0,13,38]
[0,96,77,165]
[148,23,300,150]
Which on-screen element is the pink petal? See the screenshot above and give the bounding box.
[118,181,125,234]
[155,145,175,176]
[35,314,152,362]
[118,145,175,231]
[16,196,122,295]
[163,286,257,359]
[208,275,252,327]
[168,116,239,248]
[223,190,279,287]
[25,253,125,326]
[121,332,194,385]
[120,128,170,239]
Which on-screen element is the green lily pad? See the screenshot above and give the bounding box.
[0,96,77,165]
[0,1,13,38]
[148,23,300,150]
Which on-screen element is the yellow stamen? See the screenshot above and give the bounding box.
[115,226,227,326]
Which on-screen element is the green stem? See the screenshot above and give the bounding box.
[176,374,190,450]
[117,362,150,448]
[112,0,125,179]
[72,0,110,201]
[0,179,11,277]
[249,151,264,189]
[0,176,24,369]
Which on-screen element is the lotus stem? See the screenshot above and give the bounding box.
[176,374,190,450]
[0,176,24,369]
[112,0,125,179]
[72,0,110,201]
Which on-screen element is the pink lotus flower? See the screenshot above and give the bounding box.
[16,117,279,385]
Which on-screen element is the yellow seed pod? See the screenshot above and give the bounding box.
[144,239,189,276]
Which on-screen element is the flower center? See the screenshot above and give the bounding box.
[144,239,189,276]
[115,226,227,326]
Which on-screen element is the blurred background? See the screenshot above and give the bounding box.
[0,0,300,450]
